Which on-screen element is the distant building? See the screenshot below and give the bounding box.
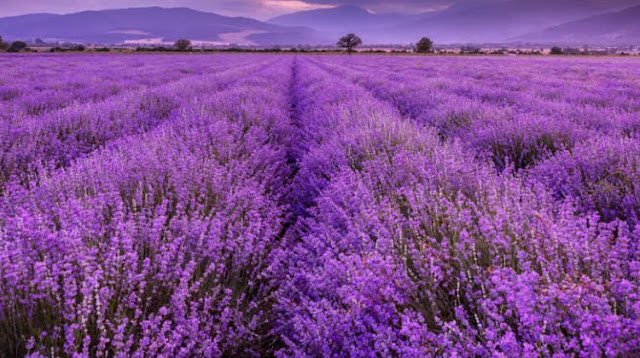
[460,46,481,54]
[563,47,582,55]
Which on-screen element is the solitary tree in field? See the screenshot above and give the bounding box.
[550,46,563,55]
[337,33,362,55]
[174,39,192,52]
[416,37,434,53]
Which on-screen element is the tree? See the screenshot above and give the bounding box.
[416,37,434,53]
[0,36,7,51]
[337,33,362,55]
[174,39,192,52]
[7,41,28,53]
[550,46,563,55]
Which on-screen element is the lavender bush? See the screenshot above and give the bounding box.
[1,54,639,357]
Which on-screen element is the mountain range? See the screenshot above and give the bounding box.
[269,1,637,44]
[516,5,640,44]
[0,7,320,46]
[0,4,639,46]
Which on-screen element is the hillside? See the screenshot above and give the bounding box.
[0,7,319,45]
[517,5,640,44]
[386,0,629,44]
[1,3,639,46]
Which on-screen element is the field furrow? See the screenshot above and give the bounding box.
[0,54,257,119]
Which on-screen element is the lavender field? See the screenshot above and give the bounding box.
[1,53,640,357]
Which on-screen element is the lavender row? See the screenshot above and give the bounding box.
[314,57,640,166]
[331,56,640,117]
[0,57,273,193]
[0,54,252,119]
[312,56,640,225]
[310,57,589,170]
[272,57,640,357]
[0,57,295,356]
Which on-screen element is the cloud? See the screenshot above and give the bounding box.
[210,0,334,18]
[271,0,453,12]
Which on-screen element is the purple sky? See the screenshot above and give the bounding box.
[0,0,636,20]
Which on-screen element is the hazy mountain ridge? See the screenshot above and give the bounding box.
[0,4,639,46]
[0,7,320,45]
[268,1,640,44]
[517,5,640,44]
[394,0,614,43]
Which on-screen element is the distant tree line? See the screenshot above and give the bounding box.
[2,33,632,56]
[50,45,86,52]
[0,35,89,53]
[0,36,29,52]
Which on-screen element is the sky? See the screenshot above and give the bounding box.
[0,0,637,20]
